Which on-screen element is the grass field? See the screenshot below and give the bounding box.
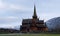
[0,33,60,36]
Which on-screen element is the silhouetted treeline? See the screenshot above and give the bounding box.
[0,28,20,34]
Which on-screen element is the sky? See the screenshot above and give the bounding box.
[0,0,60,28]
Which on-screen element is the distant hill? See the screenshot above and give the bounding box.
[46,17,60,31]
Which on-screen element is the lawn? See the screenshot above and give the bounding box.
[0,33,60,36]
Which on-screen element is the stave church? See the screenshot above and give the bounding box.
[20,5,48,33]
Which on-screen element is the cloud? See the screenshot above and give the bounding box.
[0,23,20,29]
[9,4,32,11]
[1,0,60,29]
[0,16,19,24]
[36,0,60,22]
[0,16,21,28]
[0,0,32,11]
[38,12,60,22]
[0,0,33,28]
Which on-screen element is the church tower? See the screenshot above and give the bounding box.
[32,5,37,19]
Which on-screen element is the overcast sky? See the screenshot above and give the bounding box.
[0,0,60,28]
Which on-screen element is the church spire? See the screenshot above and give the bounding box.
[33,5,37,19]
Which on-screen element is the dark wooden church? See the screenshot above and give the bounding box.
[20,5,48,33]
